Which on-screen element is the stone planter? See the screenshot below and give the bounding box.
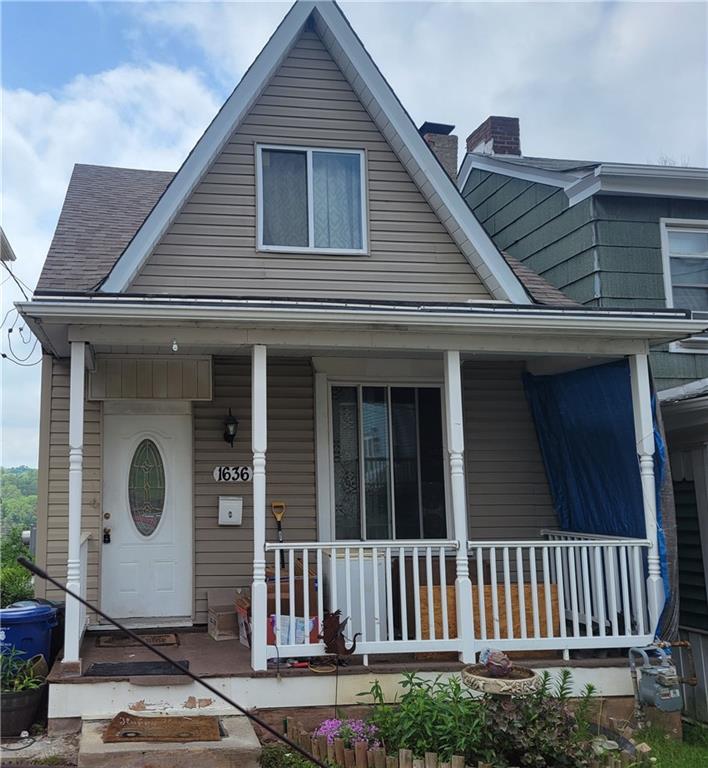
[462,664,542,696]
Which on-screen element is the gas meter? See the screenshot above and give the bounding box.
[629,646,682,714]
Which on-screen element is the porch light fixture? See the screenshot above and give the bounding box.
[223,409,238,447]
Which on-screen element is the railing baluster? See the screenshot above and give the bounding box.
[502,547,513,639]
[619,545,632,636]
[476,546,487,640]
[490,546,500,640]
[399,546,408,642]
[631,546,647,636]
[594,546,606,637]
[529,546,540,638]
[330,545,338,613]
[316,548,324,639]
[542,546,553,637]
[372,547,381,642]
[426,546,436,641]
[581,546,592,637]
[275,549,282,647]
[605,546,619,637]
[344,546,353,633]
[288,549,295,645]
[567,546,580,637]
[516,547,527,640]
[302,548,310,645]
[412,546,422,641]
[554,545,567,647]
[385,546,395,642]
[358,546,366,643]
[439,546,449,640]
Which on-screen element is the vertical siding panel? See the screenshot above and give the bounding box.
[136,359,153,398]
[167,360,182,398]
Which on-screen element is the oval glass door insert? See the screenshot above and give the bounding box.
[128,439,165,536]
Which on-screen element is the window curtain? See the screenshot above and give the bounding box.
[313,152,362,249]
[262,149,308,247]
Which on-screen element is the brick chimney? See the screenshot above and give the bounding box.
[466,116,521,156]
[419,122,459,178]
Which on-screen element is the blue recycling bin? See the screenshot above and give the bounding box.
[0,603,58,663]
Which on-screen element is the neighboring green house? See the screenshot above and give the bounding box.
[451,115,708,721]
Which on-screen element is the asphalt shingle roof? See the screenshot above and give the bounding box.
[473,154,598,174]
[36,163,575,306]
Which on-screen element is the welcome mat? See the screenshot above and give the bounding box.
[103,711,222,743]
[85,660,190,677]
[97,633,179,648]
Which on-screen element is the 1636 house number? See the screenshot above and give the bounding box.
[213,466,253,482]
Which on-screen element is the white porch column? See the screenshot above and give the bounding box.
[251,344,268,671]
[444,351,475,662]
[63,341,85,674]
[629,353,664,635]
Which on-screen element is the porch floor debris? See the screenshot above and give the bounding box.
[49,628,630,685]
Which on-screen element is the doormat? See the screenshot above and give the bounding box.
[103,711,222,743]
[96,633,179,648]
[85,660,190,677]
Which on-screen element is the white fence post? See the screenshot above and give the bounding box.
[251,344,268,671]
[444,350,475,663]
[629,353,664,635]
[62,340,85,675]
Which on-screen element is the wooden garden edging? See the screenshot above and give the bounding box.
[284,719,651,768]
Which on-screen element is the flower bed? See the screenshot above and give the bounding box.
[260,671,655,768]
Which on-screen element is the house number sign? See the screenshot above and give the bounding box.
[213,466,253,482]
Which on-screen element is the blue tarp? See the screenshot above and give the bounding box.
[523,360,669,602]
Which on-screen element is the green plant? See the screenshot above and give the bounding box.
[260,744,316,768]
[638,724,708,768]
[0,648,45,693]
[479,671,596,768]
[362,672,487,762]
[0,526,33,607]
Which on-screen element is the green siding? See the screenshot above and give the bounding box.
[462,169,708,388]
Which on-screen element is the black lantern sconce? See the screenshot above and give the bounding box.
[223,408,238,447]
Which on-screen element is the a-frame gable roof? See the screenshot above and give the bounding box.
[100,0,530,303]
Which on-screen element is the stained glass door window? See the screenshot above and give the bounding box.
[128,439,166,537]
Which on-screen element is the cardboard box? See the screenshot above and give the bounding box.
[235,594,252,648]
[267,614,319,645]
[207,588,239,641]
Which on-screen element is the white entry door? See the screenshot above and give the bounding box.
[101,410,192,623]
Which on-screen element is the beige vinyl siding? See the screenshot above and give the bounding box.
[89,356,212,400]
[129,30,490,302]
[41,358,102,607]
[192,356,316,622]
[463,361,557,539]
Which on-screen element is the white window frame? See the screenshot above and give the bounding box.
[255,143,368,255]
[660,218,708,354]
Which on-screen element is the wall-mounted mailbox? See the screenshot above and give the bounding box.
[218,496,243,526]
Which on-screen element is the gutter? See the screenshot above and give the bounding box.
[658,377,708,404]
[16,295,708,341]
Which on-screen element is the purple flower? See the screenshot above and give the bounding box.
[313,718,379,748]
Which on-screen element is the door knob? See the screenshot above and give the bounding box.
[103,527,112,544]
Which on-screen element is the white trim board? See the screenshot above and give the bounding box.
[99,1,529,304]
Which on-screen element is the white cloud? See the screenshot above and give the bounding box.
[1,62,220,466]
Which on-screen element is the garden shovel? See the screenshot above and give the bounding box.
[272,500,286,569]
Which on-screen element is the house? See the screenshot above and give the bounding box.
[457,115,708,721]
[17,2,706,725]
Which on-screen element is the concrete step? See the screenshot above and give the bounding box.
[78,715,261,768]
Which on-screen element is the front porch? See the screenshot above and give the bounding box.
[27,295,690,699]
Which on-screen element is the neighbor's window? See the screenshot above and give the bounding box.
[331,385,446,540]
[663,224,708,313]
[258,146,366,253]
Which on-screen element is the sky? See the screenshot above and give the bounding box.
[1,0,707,468]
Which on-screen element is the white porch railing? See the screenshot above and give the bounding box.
[263,540,460,658]
[262,532,653,661]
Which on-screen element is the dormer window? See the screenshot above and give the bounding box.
[257,145,367,254]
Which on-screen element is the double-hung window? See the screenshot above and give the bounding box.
[257,145,366,254]
[330,385,447,541]
[661,220,708,348]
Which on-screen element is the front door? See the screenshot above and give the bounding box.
[101,410,192,623]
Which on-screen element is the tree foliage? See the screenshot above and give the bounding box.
[1,466,38,532]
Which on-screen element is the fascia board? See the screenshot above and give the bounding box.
[99,1,315,294]
[457,153,575,192]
